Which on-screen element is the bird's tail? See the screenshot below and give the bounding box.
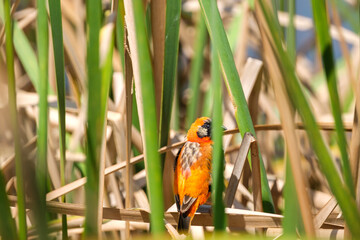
[177,212,191,232]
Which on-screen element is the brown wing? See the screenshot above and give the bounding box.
[179,141,201,176]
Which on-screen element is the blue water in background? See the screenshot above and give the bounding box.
[248,0,356,63]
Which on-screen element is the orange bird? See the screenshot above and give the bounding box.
[174,117,213,231]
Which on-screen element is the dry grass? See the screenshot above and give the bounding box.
[1,0,359,239]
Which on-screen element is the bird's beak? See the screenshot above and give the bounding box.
[222,125,227,131]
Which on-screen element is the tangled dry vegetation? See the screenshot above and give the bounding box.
[0,0,359,239]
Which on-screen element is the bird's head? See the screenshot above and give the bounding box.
[186,117,212,143]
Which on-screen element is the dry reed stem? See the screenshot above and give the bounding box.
[225,132,253,208]
[150,0,166,123]
[314,197,338,229]
[254,0,315,236]
[250,137,262,213]
[8,195,284,228]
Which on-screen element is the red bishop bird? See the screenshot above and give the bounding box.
[174,117,213,231]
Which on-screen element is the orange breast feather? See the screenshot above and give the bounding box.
[174,142,212,217]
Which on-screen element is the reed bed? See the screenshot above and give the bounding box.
[0,0,359,239]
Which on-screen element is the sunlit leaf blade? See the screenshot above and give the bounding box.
[211,46,226,231]
[124,0,165,233]
[186,15,207,129]
[48,0,68,238]
[84,0,102,237]
[310,0,354,197]
[36,0,49,237]
[198,0,275,213]
[256,0,360,236]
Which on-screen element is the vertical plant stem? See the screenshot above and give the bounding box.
[310,0,354,196]
[150,0,166,124]
[211,46,226,231]
[48,0,68,238]
[3,2,24,238]
[185,15,207,129]
[117,0,133,237]
[84,0,102,237]
[266,46,315,236]
[123,0,165,233]
[118,0,133,237]
[98,18,115,235]
[36,0,49,237]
